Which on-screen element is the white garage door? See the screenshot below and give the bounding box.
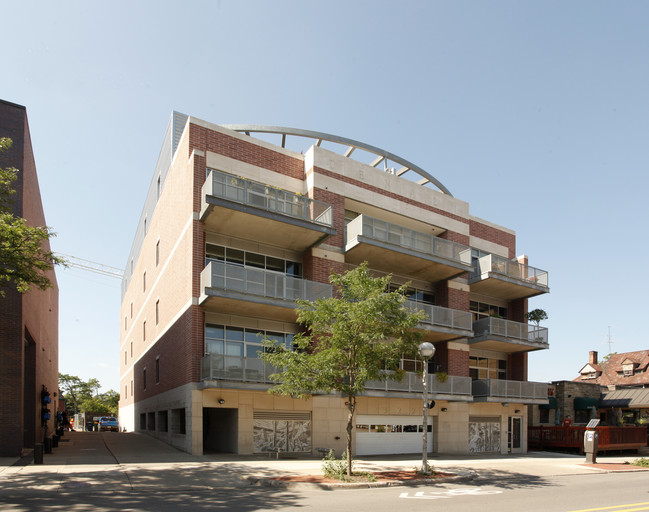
[355,415,432,456]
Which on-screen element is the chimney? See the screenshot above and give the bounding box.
[589,351,598,365]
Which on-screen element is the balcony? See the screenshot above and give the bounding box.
[200,261,332,322]
[200,169,336,252]
[469,317,548,353]
[472,379,549,404]
[201,354,276,384]
[405,300,473,342]
[364,372,473,401]
[469,254,549,300]
[345,215,473,282]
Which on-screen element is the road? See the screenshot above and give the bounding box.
[0,432,647,511]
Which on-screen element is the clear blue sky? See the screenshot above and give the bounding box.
[4,1,648,392]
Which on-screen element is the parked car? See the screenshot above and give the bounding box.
[98,416,119,432]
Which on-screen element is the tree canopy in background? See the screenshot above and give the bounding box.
[58,373,119,416]
[261,263,424,476]
[0,137,64,296]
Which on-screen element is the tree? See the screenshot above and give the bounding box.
[0,138,64,297]
[526,308,548,326]
[261,263,423,476]
[59,373,119,416]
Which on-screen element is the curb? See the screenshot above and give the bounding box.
[246,471,476,490]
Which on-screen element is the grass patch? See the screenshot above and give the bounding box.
[632,457,649,467]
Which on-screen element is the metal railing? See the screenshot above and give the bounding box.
[201,261,332,302]
[472,317,548,344]
[365,372,472,396]
[472,379,548,400]
[346,215,472,265]
[204,168,334,227]
[201,354,278,383]
[405,300,473,331]
[471,254,548,287]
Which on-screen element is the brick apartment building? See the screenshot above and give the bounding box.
[119,112,550,456]
[0,100,59,457]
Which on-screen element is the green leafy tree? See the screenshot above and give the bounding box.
[0,138,64,297]
[526,308,548,326]
[261,263,423,476]
[59,373,119,416]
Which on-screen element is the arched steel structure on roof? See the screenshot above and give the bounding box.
[219,125,453,197]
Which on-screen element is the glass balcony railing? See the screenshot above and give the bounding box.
[472,379,548,400]
[471,254,548,288]
[472,317,548,345]
[201,261,332,303]
[204,168,333,227]
[405,300,473,332]
[201,354,278,383]
[346,215,472,265]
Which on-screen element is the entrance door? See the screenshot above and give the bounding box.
[508,416,523,453]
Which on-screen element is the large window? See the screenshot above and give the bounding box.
[206,243,302,277]
[389,284,434,305]
[205,324,294,358]
[470,300,507,322]
[469,356,507,380]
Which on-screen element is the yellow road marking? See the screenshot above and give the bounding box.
[569,504,649,512]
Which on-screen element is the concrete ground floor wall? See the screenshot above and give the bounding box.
[121,384,529,456]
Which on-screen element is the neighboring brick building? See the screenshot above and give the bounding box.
[0,100,59,457]
[577,350,649,388]
[119,113,550,455]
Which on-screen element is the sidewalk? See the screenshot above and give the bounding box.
[0,432,647,493]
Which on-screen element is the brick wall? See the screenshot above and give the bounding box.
[447,348,470,377]
[507,352,528,381]
[469,220,515,258]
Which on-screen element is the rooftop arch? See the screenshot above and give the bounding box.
[219,125,453,197]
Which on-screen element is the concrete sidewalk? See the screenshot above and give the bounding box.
[0,432,647,493]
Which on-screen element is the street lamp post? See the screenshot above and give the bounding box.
[419,342,436,474]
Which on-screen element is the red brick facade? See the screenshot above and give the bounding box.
[0,101,59,456]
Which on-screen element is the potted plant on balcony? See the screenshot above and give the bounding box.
[526,309,548,341]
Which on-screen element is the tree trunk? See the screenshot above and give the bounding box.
[346,396,355,476]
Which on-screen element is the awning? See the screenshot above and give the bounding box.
[601,388,649,408]
[574,397,600,410]
[539,397,557,410]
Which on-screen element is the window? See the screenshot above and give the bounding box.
[124,351,127,365]
[204,324,294,359]
[140,413,146,430]
[130,379,133,396]
[130,341,133,357]
[157,411,168,432]
[143,321,146,342]
[130,302,133,318]
[157,175,161,199]
[470,301,507,321]
[143,271,146,292]
[155,299,160,325]
[469,356,507,380]
[171,408,186,435]
[143,368,147,390]
[144,217,147,235]
[147,412,155,431]
[205,243,302,277]
[156,240,160,266]
[389,284,434,305]
[124,316,127,331]
[155,357,160,384]
[124,385,127,399]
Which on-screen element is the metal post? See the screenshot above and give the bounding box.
[422,361,429,473]
[419,342,436,474]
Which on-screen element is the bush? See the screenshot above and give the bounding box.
[322,450,352,479]
[632,458,649,468]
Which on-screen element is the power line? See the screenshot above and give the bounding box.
[57,253,124,279]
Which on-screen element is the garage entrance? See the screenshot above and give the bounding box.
[355,415,432,456]
[203,408,238,453]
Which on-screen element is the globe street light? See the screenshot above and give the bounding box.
[419,342,436,474]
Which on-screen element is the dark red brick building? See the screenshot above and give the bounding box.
[0,99,59,457]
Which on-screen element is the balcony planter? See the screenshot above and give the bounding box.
[436,372,448,383]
